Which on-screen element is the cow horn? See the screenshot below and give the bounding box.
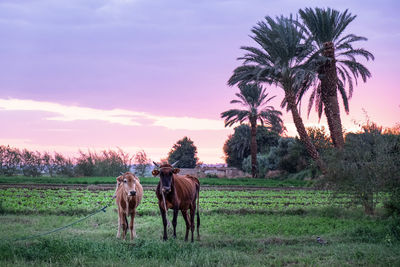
[171,161,179,167]
[153,161,160,168]
[120,172,124,175]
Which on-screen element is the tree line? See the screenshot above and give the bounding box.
[0,147,151,177]
[0,136,200,177]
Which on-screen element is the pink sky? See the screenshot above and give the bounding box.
[0,0,399,163]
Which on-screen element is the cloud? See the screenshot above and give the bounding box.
[0,98,226,131]
[149,115,225,131]
[0,98,142,126]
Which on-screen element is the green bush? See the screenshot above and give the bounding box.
[265,137,310,173]
[323,123,400,215]
[385,214,400,242]
[384,189,400,216]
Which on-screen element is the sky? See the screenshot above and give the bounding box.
[0,0,399,163]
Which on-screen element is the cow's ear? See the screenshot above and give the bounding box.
[116,176,123,183]
[172,168,180,174]
[152,170,160,176]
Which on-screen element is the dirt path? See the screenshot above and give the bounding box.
[0,184,315,191]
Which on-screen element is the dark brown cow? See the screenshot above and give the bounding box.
[152,162,200,242]
[115,172,143,240]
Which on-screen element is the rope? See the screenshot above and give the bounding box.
[7,198,114,242]
[159,179,171,227]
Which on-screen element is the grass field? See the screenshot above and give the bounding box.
[1,186,399,266]
[0,176,311,187]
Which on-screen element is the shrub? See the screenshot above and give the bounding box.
[242,153,270,177]
[387,214,400,241]
[323,122,400,215]
[265,137,310,173]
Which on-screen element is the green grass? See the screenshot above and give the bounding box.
[0,188,399,266]
[0,209,399,266]
[0,176,311,187]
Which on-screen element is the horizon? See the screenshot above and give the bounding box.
[1,0,399,163]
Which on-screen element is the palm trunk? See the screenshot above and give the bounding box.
[320,42,344,149]
[287,93,325,171]
[250,118,258,178]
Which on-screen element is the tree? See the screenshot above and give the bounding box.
[299,7,374,148]
[20,149,44,177]
[168,137,199,168]
[74,149,131,177]
[0,145,21,176]
[221,84,284,177]
[53,152,75,177]
[75,150,96,176]
[134,150,151,177]
[223,124,281,169]
[228,15,324,170]
[42,152,55,177]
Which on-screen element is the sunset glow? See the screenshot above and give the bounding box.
[0,0,399,163]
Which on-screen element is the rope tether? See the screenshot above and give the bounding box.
[6,198,114,242]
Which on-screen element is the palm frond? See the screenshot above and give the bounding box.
[220,109,250,127]
[337,80,350,114]
[339,60,372,83]
[307,87,316,118]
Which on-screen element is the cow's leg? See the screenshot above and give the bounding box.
[159,205,168,241]
[181,210,190,242]
[190,202,196,242]
[129,210,136,240]
[122,214,128,240]
[116,211,121,238]
[172,205,179,239]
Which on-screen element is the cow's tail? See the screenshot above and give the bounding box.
[196,183,200,239]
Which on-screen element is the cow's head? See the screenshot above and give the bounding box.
[118,172,139,197]
[152,161,180,194]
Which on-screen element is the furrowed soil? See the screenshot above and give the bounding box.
[0,183,315,191]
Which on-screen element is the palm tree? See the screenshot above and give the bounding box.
[299,7,374,148]
[221,83,284,178]
[227,15,325,170]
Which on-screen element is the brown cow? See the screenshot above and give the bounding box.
[152,162,200,242]
[115,172,143,240]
